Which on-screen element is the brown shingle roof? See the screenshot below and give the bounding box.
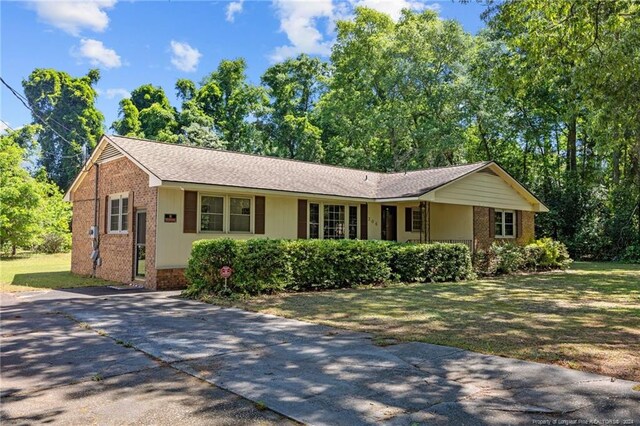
[107,135,489,200]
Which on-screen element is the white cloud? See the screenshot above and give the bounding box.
[30,0,117,36]
[351,0,436,21]
[72,38,122,68]
[270,0,335,62]
[226,0,244,22]
[269,0,435,62]
[170,40,202,72]
[96,88,130,99]
[0,121,10,134]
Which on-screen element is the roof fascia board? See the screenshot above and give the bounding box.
[487,164,550,212]
[63,136,110,201]
[104,135,161,184]
[374,197,422,203]
[64,135,160,202]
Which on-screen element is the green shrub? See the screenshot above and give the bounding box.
[184,238,240,297]
[33,232,71,254]
[492,242,525,274]
[472,249,498,277]
[286,239,393,290]
[234,239,293,294]
[184,239,473,297]
[524,238,572,269]
[423,243,474,282]
[619,244,640,263]
[473,238,572,276]
[390,244,428,282]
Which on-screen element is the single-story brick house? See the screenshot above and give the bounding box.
[65,135,548,290]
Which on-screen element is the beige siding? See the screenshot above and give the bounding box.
[367,203,381,240]
[397,202,422,243]
[156,188,300,268]
[431,172,534,211]
[429,203,473,241]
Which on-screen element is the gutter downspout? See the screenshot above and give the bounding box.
[92,163,100,277]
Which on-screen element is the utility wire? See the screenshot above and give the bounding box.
[1,76,84,163]
[1,118,15,132]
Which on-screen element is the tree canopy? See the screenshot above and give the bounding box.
[12,3,640,260]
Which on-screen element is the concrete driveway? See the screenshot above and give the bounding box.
[1,288,639,425]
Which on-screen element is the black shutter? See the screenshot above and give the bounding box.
[297,199,307,239]
[489,208,496,238]
[405,207,412,232]
[183,191,198,233]
[255,196,265,234]
[360,204,368,240]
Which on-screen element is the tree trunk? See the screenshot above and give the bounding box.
[612,148,621,185]
[11,243,16,256]
[566,116,577,172]
[478,120,491,159]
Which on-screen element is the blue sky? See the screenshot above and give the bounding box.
[1,1,486,132]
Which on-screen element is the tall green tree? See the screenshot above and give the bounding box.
[319,8,472,171]
[482,0,640,258]
[0,135,41,255]
[22,69,104,190]
[261,54,329,161]
[200,59,268,152]
[112,84,178,142]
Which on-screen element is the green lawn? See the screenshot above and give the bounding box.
[0,252,114,292]
[222,262,640,381]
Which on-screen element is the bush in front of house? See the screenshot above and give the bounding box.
[234,239,293,294]
[286,239,394,291]
[473,238,572,277]
[423,243,474,282]
[184,239,473,297]
[184,238,240,297]
[390,243,473,283]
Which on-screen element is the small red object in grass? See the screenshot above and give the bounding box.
[220,266,233,279]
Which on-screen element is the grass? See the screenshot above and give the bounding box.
[0,252,115,292]
[221,262,640,381]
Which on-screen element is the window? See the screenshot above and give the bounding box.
[495,209,516,238]
[201,196,224,232]
[309,203,320,239]
[411,208,422,232]
[348,206,358,239]
[230,197,251,232]
[323,205,345,239]
[309,203,358,239]
[108,194,128,233]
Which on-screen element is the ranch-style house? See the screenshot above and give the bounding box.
[65,135,549,290]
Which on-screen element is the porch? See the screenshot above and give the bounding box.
[381,201,474,251]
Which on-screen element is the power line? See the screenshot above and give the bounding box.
[0,76,84,163]
[0,118,15,132]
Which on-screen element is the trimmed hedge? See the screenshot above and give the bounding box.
[390,243,473,283]
[184,239,473,297]
[473,238,572,277]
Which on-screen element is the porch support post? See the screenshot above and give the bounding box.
[420,201,428,243]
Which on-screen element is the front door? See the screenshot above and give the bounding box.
[381,205,397,241]
[135,210,146,278]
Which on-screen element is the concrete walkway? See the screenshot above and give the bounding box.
[2,288,639,425]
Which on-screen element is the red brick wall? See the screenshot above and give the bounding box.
[473,207,535,252]
[71,157,158,289]
[156,268,188,290]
